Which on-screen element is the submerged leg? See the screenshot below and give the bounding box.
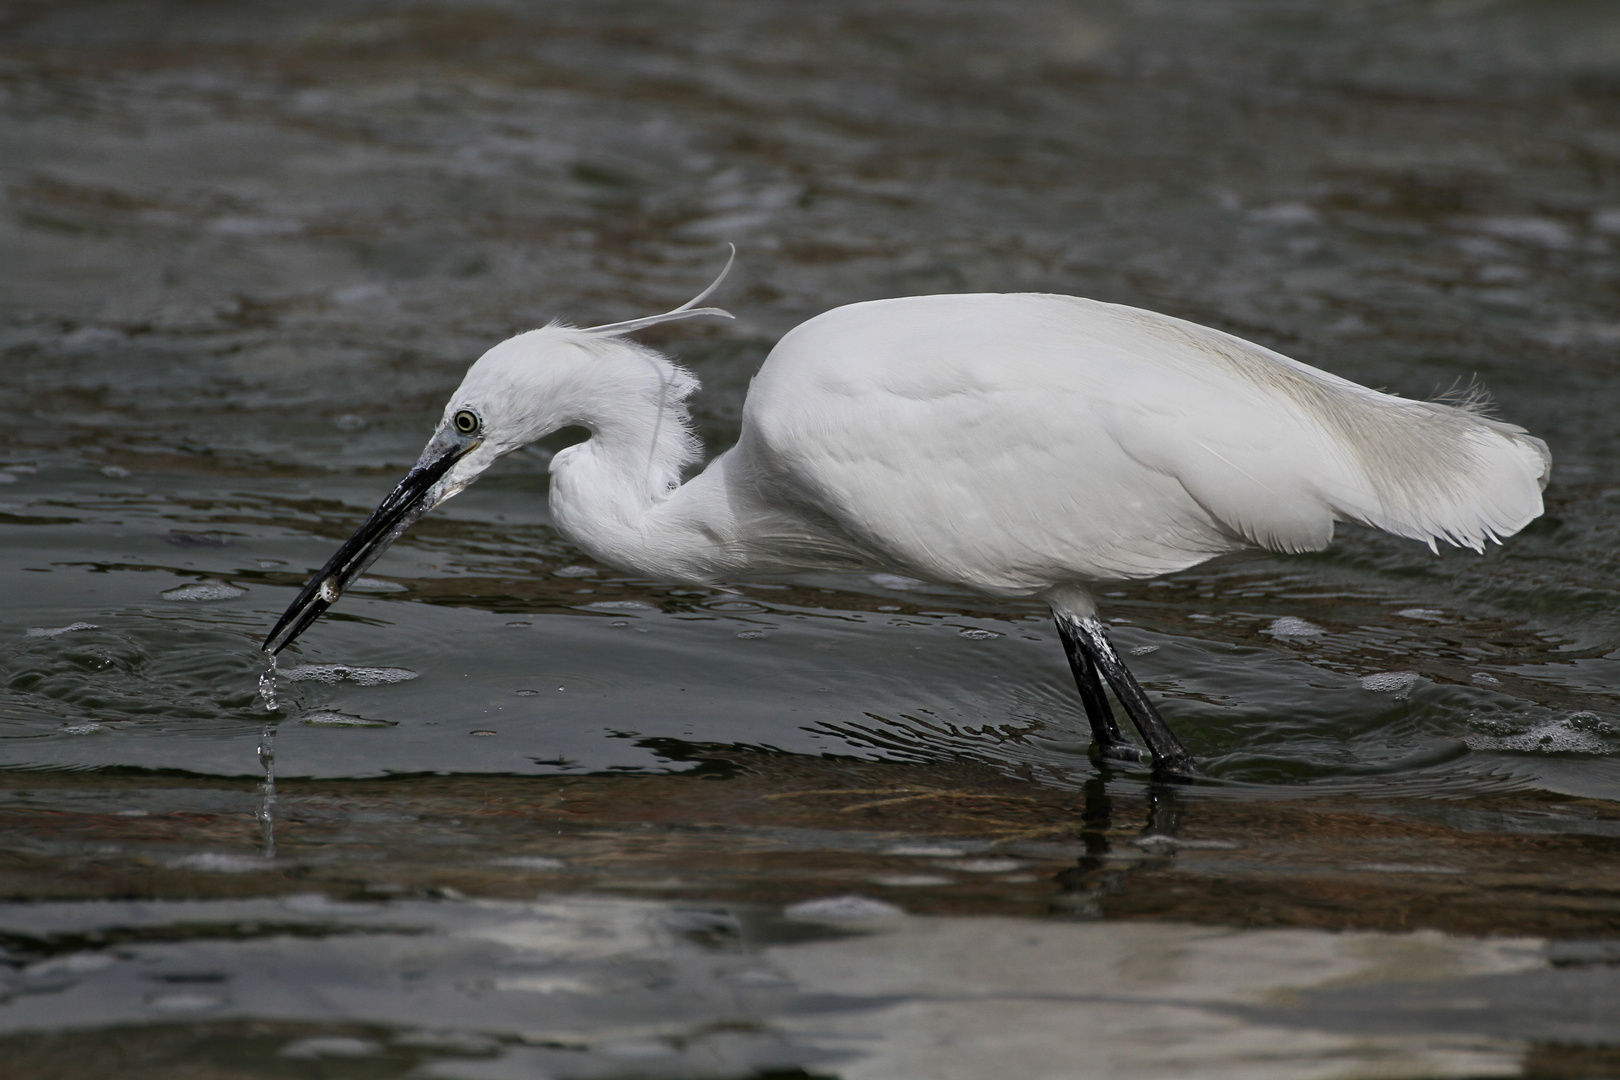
[1045,584,1196,777]
[1052,610,1143,765]
[1067,614,1196,777]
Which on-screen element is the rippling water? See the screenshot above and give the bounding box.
[3,1,1620,1075]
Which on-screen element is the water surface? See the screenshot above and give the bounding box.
[3,1,1620,1075]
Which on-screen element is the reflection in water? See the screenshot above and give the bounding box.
[2,0,1620,1071]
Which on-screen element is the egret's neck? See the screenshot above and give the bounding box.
[547,379,738,583]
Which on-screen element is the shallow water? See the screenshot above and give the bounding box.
[3,0,1620,1075]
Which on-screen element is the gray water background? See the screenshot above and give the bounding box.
[3,2,1620,1076]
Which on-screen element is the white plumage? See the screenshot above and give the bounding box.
[266,267,1551,777]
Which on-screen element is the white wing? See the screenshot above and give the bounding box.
[739,293,1548,595]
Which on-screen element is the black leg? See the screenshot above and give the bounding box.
[1059,613,1197,778]
[1052,610,1143,764]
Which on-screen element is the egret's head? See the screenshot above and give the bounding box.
[263,252,734,654]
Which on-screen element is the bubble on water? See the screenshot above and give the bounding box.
[868,874,950,887]
[1397,608,1446,621]
[332,414,368,432]
[169,852,270,872]
[161,581,245,601]
[1265,616,1322,638]
[26,621,99,638]
[279,1037,383,1059]
[515,689,540,697]
[1359,671,1421,693]
[349,577,406,592]
[736,630,766,639]
[59,723,103,735]
[1466,714,1616,754]
[937,858,1023,873]
[24,953,114,977]
[492,855,566,871]
[585,601,653,610]
[145,991,227,1013]
[1130,644,1160,655]
[958,628,1001,640]
[1472,672,1501,686]
[301,711,394,728]
[100,465,130,479]
[470,729,497,736]
[1567,711,1616,735]
[280,664,418,686]
[784,894,903,921]
[554,565,597,577]
[870,573,927,591]
[883,844,966,857]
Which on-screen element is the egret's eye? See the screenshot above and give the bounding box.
[453,409,480,436]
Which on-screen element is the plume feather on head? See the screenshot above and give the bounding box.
[582,245,736,337]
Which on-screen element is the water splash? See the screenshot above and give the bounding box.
[256,653,280,861]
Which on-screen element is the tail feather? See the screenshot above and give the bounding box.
[1318,399,1549,552]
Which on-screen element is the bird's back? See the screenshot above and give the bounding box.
[732,293,1548,595]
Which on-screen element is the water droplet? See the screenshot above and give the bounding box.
[1264,616,1322,638]
[1472,672,1501,685]
[1397,608,1446,621]
[585,600,654,611]
[470,729,496,736]
[958,628,1001,640]
[1130,644,1160,655]
[736,630,766,639]
[100,465,130,478]
[515,689,540,697]
[554,565,597,578]
[60,723,102,735]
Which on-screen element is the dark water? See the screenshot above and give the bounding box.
[4,1,1620,1075]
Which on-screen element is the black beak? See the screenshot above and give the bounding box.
[263,441,473,654]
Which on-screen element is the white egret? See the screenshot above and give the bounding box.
[265,255,1550,776]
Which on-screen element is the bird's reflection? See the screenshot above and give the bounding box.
[1053,773,1185,916]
